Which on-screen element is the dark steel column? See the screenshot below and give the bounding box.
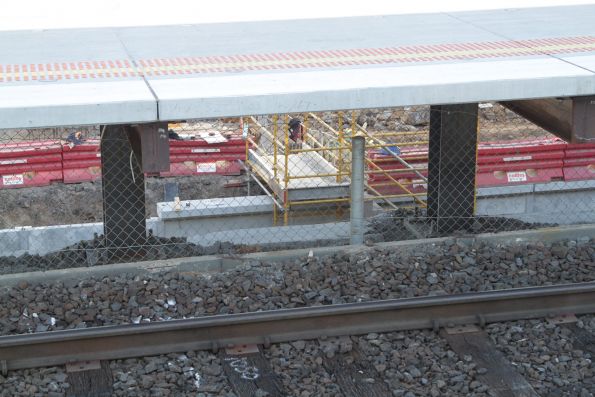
[101,125,147,259]
[427,103,478,234]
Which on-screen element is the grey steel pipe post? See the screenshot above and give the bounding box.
[350,134,365,245]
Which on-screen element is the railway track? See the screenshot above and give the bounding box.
[2,282,595,396]
[0,282,595,397]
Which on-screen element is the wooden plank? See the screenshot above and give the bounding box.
[66,360,113,397]
[441,329,538,397]
[322,344,391,397]
[220,345,284,397]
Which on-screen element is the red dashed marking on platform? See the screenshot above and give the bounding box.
[2,35,595,83]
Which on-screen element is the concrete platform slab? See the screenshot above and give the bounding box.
[2,5,595,128]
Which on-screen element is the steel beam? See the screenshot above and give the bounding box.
[500,96,595,143]
[427,104,478,234]
[100,125,147,261]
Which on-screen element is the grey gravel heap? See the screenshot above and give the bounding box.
[0,366,69,397]
[358,331,491,397]
[1,239,593,336]
[487,318,595,397]
[110,351,234,397]
[266,340,343,396]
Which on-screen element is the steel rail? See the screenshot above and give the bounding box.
[2,282,595,372]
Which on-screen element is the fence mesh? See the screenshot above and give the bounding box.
[0,102,593,274]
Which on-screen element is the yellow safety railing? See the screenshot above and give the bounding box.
[244,111,430,226]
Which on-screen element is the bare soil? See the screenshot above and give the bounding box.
[0,175,255,229]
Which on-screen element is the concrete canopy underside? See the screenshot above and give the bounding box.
[2,5,595,128]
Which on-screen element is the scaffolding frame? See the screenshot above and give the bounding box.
[244,112,429,225]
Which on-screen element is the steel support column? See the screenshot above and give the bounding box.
[427,103,478,234]
[100,125,147,260]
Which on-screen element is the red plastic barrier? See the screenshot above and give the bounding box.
[367,150,428,196]
[0,141,63,188]
[161,137,246,177]
[62,140,102,183]
[367,138,572,195]
[475,138,565,186]
[60,136,248,184]
[161,160,242,177]
[2,136,593,191]
[563,142,595,181]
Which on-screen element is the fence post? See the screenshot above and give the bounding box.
[350,134,365,245]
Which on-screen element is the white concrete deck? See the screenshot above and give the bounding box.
[1,4,595,128]
[248,148,350,201]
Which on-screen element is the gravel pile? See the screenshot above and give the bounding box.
[358,331,491,397]
[366,211,554,242]
[1,238,593,336]
[269,332,493,397]
[487,318,595,396]
[0,351,233,397]
[0,366,69,397]
[0,234,243,275]
[267,339,343,396]
[110,351,233,397]
[0,202,552,275]
[0,234,347,275]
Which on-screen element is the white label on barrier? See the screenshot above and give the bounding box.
[412,179,427,189]
[197,163,217,173]
[96,153,102,157]
[0,159,26,165]
[503,155,532,162]
[191,148,221,153]
[2,174,24,185]
[199,131,228,144]
[507,171,527,182]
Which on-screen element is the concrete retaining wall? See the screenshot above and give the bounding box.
[0,181,593,256]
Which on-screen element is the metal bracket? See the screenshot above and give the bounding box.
[546,313,578,325]
[225,344,260,356]
[444,324,481,335]
[1,360,7,376]
[66,360,101,373]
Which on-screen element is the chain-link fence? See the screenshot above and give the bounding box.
[0,103,593,274]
